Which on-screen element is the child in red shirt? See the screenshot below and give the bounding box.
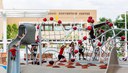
[58,45,66,61]
[9,45,17,60]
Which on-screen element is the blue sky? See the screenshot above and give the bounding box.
[3,0,128,21]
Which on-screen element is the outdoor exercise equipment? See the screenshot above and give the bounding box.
[106,47,128,73]
[70,58,75,62]
[7,23,36,73]
[43,18,47,22]
[87,26,92,30]
[97,42,102,46]
[7,16,128,73]
[50,17,54,21]
[58,20,62,24]
[49,60,54,65]
[121,36,125,41]
[74,50,79,54]
[75,62,82,66]
[73,26,77,30]
[83,36,87,40]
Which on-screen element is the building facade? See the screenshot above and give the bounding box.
[7,10,96,24]
[0,10,96,40]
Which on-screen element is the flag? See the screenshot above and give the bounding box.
[55,14,59,21]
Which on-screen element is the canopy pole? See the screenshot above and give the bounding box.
[2,12,7,52]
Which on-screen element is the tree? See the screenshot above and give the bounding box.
[11,24,18,38]
[97,17,113,39]
[114,14,128,37]
[7,24,18,39]
[115,14,128,28]
[7,25,12,39]
[99,17,112,22]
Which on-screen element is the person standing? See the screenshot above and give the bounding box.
[78,43,85,60]
[68,42,75,60]
[30,45,38,60]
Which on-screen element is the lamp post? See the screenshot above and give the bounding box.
[119,11,127,57]
[124,12,127,58]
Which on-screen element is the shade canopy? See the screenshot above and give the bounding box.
[0,9,49,18]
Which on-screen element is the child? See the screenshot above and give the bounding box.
[30,45,38,60]
[69,42,75,60]
[58,45,66,61]
[78,43,85,60]
[9,45,17,60]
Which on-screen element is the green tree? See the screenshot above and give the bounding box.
[11,24,18,38]
[7,24,18,39]
[99,17,112,22]
[7,24,12,39]
[97,17,113,39]
[115,14,128,28]
[114,14,128,37]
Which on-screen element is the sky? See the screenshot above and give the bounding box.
[2,0,128,21]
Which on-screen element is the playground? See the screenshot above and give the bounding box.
[0,12,128,73]
[0,0,128,72]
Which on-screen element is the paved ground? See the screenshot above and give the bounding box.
[21,65,106,73]
[21,61,106,73]
[106,61,128,73]
[0,58,123,73]
[20,59,128,73]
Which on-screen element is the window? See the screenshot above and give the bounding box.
[79,12,90,15]
[48,12,56,15]
[65,26,72,30]
[45,26,52,31]
[54,26,63,31]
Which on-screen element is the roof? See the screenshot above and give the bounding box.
[0,9,49,18]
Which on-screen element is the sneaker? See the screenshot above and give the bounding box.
[13,57,15,60]
[11,57,13,60]
[83,58,86,60]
